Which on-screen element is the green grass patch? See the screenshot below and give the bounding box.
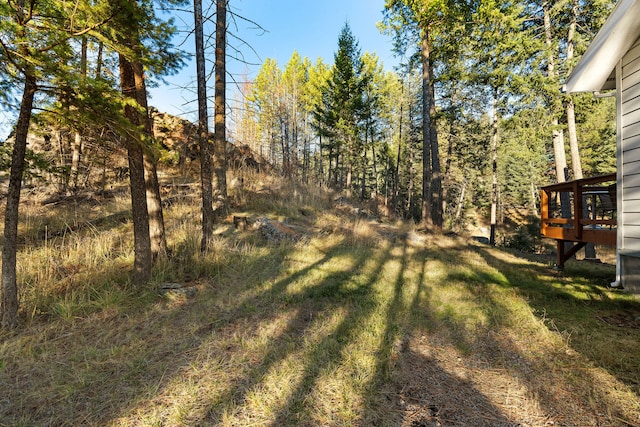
[0,177,639,425]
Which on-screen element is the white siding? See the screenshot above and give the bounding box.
[621,37,640,254]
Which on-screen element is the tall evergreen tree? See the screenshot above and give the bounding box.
[382,0,475,227]
[212,0,228,219]
[316,22,364,193]
[194,0,215,251]
[466,0,532,244]
[0,0,120,328]
[106,0,182,278]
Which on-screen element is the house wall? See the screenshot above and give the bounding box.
[619,36,640,294]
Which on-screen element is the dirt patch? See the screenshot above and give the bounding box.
[597,311,640,329]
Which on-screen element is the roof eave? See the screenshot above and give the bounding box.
[564,0,640,94]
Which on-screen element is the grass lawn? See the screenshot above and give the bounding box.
[0,175,639,426]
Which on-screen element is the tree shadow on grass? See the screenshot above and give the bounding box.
[7,230,638,426]
[197,240,392,425]
[472,243,640,424]
[361,239,522,426]
[117,235,399,425]
[0,233,306,425]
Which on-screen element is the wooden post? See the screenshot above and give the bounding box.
[541,189,549,236]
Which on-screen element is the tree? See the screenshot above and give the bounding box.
[466,0,533,244]
[315,22,365,194]
[306,58,331,184]
[106,0,183,277]
[382,0,473,228]
[0,0,117,328]
[194,0,215,251]
[532,0,613,184]
[249,58,283,167]
[118,51,153,282]
[0,0,183,325]
[212,0,228,219]
[359,53,386,200]
[282,51,311,179]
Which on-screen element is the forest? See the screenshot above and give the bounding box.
[1,0,639,425]
[0,0,620,325]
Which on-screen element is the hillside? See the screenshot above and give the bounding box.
[0,157,638,426]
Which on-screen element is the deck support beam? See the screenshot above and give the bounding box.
[556,240,588,269]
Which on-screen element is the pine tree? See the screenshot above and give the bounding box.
[316,22,365,194]
[212,0,228,219]
[0,0,125,327]
[194,0,215,251]
[382,0,474,227]
[249,58,283,168]
[306,58,332,184]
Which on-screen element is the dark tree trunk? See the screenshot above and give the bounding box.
[213,0,228,218]
[395,88,403,212]
[372,129,379,197]
[194,0,215,251]
[490,91,499,246]
[407,105,415,217]
[361,124,367,200]
[1,76,36,329]
[119,54,152,283]
[421,31,433,227]
[345,145,353,197]
[429,61,443,228]
[132,57,166,260]
[71,36,88,191]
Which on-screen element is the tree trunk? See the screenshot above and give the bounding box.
[443,87,458,218]
[70,132,82,191]
[530,179,538,217]
[565,0,594,258]
[345,145,353,197]
[303,117,310,184]
[566,100,582,179]
[407,130,415,218]
[420,30,433,227]
[490,91,500,246]
[565,0,582,180]
[395,109,403,212]
[544,0,573,260]
[96,41,104,78]
[455,179,467,231]
[429,63,443,228]
[144,151,167,260]
[70,36,88,191]
[119,54,152,283]
[361,129,367,200]
[194,0,215,251]
[58,129,70,191]
[213,0,228,218]
[281,117,290,178]
[132,58,166,260]
[1,76,36,329]
[319,134,325,185]
[372,131,379,197]
[543,0,568,184]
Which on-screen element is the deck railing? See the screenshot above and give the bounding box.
[541,173,617,266]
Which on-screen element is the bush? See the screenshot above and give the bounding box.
[503,215,542,253]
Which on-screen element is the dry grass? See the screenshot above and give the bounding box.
[0,172,639,426]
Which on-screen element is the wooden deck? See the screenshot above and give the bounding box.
[540,173,617,267]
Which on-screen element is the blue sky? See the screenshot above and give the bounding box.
[0,0,398,140]
[148,0,399,121]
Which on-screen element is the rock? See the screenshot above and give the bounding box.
[253,217,300,242]
[159,283,198,298]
